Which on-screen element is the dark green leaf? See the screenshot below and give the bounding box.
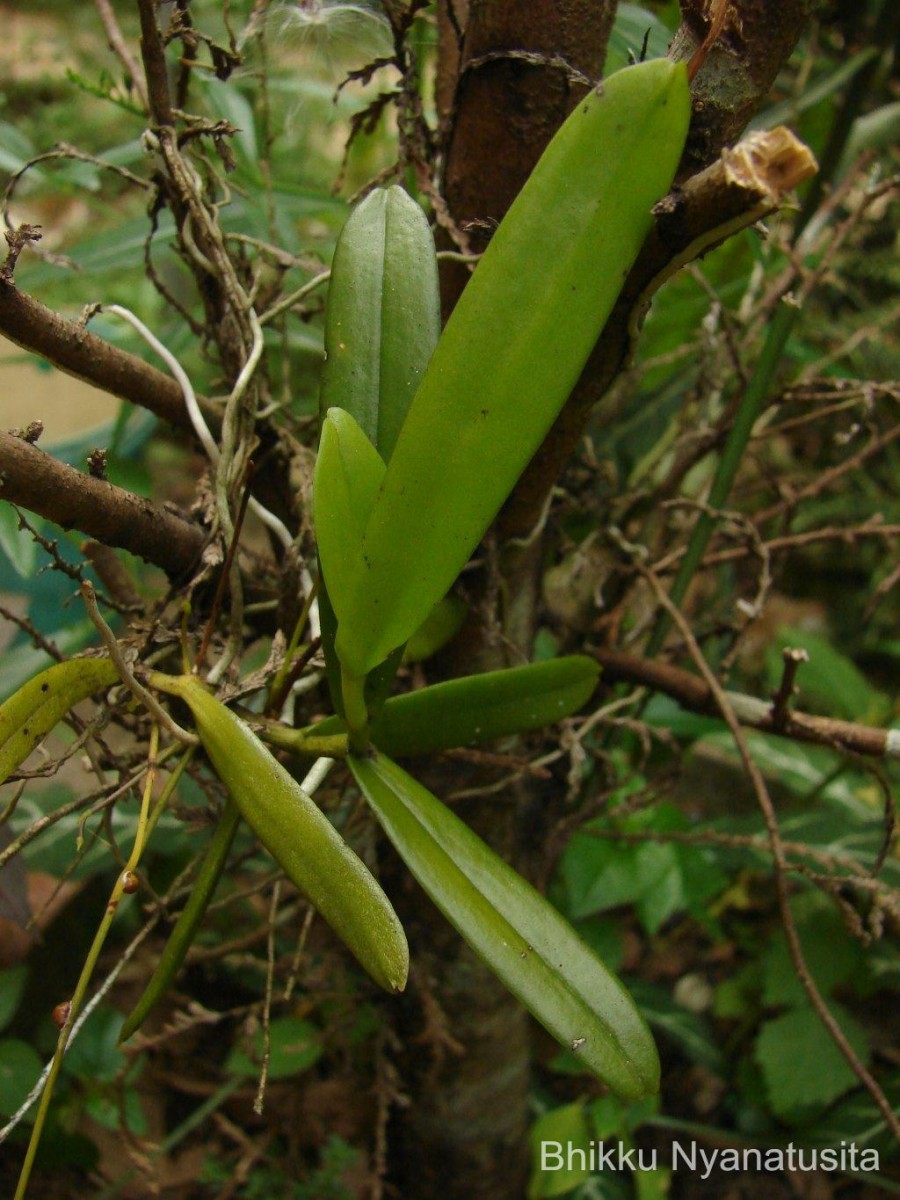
[0,1038,42,1117]
[64,1010,125,1083]
[528,1103,593,1199]
[0,967,28,1034]
[308,656,599,757]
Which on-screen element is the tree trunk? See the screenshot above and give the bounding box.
[389,792,533,1198]
[436,0,614,312]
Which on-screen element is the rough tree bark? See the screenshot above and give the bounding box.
[671,0,816,174]
[436,0,615,311]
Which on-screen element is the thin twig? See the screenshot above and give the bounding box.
[0,603,64,662]
[753,417,900,525]
[258,269,330,326]
[0,911,162,1144]
[696,521,900,571]
[637,561,900,1141]
[253,880,281,1116]
[593,647,900,760]
[770,647,809,728]
[81,582,198,746]
[92,0,149,108]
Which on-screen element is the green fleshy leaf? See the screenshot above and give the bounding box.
[350,751,659,1100]
[306,656,599,758]
[0,657,118,785]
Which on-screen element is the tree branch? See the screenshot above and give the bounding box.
[671,0,816,176]
[594,647,900,761]
[136,0,174,125]
[0,281,219,434]
[0,431,205,577]
[655,520,900,575]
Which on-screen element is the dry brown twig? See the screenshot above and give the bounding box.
[594,647,900,761]
[91,0,149,110]
[755,416,900,526]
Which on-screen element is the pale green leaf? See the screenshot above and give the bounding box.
[351,752,659,1100]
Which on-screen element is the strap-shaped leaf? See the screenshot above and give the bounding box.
[119,799,241,1041]
[320,185,440,462]
[316,186,440,715]
[350,751,659,1099]
[316,574,346,719]
[314,407,386,620]
[158,674,409,993]
[303,656,599,757]
[0,657,118,786]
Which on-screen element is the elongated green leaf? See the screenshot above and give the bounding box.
[314,407,385,618]
[157,674,408,993]
[316,185,441,716]
[402,594,467,664]
[0,657,118,786]
[119,799,241,1041]
[320,185,440,462]
[305,656,599,757]
[316,575,345,719]
[350,752,659,1098]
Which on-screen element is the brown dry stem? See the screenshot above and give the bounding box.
[594,648,899,760]
[636,560,900,1143]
